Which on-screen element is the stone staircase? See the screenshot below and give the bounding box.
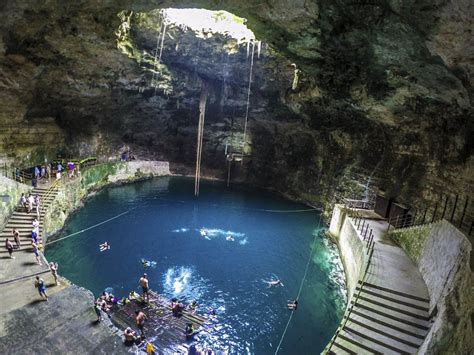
[328,219,432,354]
[0,186,58,252]
[0,183,59,281]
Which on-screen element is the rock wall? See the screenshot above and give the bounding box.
[328,205,366,302]
[389,221,473,354]
[43,160,170,238]
[0,176,30,232]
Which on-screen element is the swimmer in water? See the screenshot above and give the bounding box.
[287,299,298,310]
[265,279,284,288]
[200,228,207,237]
[141,259,150,268]
[99,242,110,252]
[226,235,234,241]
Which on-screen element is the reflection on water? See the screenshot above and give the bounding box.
[46,177,346,353]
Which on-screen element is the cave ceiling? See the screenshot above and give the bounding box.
[0,0,472,207]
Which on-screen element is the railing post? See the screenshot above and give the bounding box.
[432,202,439,223]
[450,194,459,223]
[395,215,400,229]
[459,197,468,228]
[422,207,427,225]
[441,195,449,220]
[361,220,365,232]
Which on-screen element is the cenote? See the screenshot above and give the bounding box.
[46,177,346,353]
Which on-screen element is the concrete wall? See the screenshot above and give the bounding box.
[43,161,170,239]
[0,176,30,231]
[389,221,473,354]
[329,205,366,302]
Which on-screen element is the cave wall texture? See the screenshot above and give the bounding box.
[0,0,473,218]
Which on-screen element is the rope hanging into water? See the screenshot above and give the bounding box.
[194,82,208,197]
[45,208,136,246]
[241,41,255,164]
[274,217,322,354]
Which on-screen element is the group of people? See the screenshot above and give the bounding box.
[20,193,41,216]
[94,291,118,321]
[33,263,60,301]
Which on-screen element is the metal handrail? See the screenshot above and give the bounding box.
[324,215,375,353]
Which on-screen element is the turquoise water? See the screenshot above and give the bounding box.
[46,177,346,354]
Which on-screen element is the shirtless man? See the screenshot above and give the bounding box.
[12,228,21,249]
[139,273,150,302]
[135,310,147,336]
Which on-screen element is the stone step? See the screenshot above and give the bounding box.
[0,245,42,254]
[350,308,427,338]
[337,330,388,355]
[352,299,430,330]
[355,286,430,312]
[355,294,430,320]
[348,313,423,349]
[6,221,43,226]
[341,324,413,355]
[5,223,43,229]
[331,337,360,354]
[360,281,430,303]
[11,211,47,217]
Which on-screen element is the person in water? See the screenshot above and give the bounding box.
[226,235,234,241]
[265,279,284,288]
[99,242,110,251]
[200,228,207,237]
[287,299,298,310]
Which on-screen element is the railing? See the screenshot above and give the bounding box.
[324,209,376,353]
[387,194,473,236]
[40,179,61,216]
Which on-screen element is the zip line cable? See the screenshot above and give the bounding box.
[274,216,322,354]
[45,208,136,246]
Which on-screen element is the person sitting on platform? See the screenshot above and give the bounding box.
[189,300,198,313]
[172,300,184,316]
[185,322,195,338]
[123,327,137,345]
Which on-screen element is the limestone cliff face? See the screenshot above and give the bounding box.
[0,0,472,216]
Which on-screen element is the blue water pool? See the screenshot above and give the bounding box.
[46,177,346,354]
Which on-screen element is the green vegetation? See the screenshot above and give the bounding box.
[389,224,431,263]
[80,162,124,189]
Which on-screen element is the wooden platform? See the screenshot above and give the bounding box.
[111,291,207,353]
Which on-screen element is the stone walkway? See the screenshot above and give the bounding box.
[0,179,125,354]
[329,217,432,354]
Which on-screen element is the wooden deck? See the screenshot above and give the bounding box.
[111,291,207,353]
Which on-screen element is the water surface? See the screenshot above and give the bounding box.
[46,177,346,354]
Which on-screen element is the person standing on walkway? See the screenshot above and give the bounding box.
[50,262,60,285]
[5,238,14,259]
[32,218,39,232]
[35,276,48,301]
[139,273,150,302]
[56,162,62,180]
[12,228,21,249]
[32,241,42,265]
[46,163,51,182]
